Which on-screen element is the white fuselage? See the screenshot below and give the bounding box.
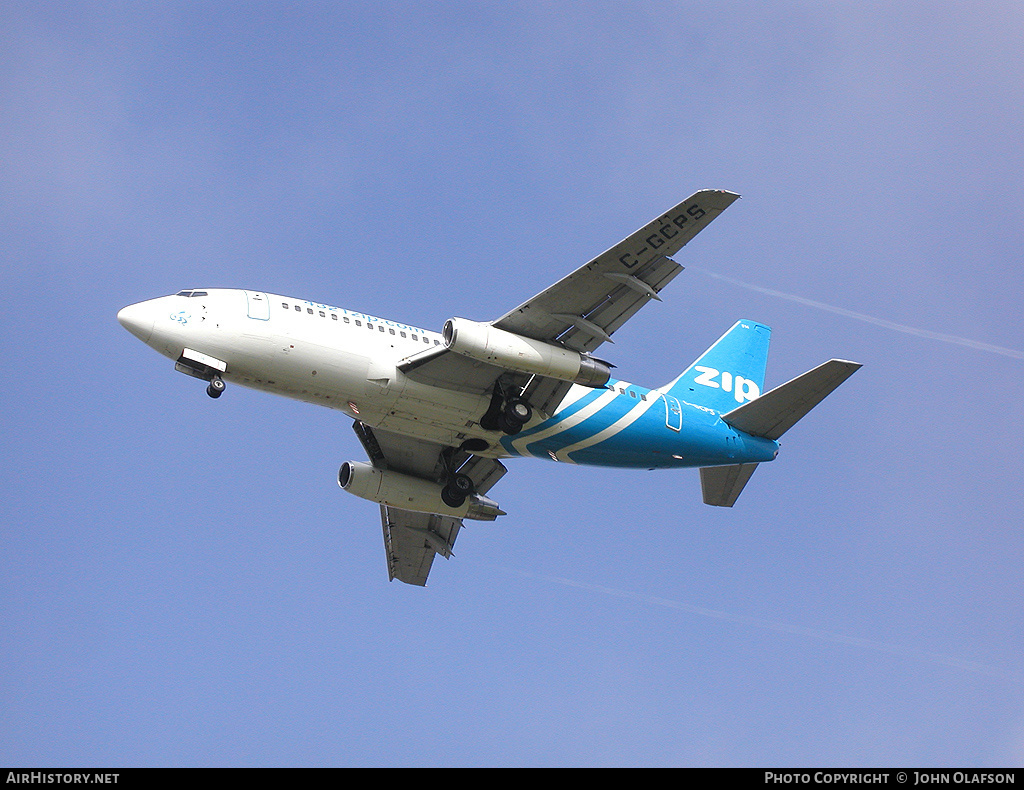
[118,288,528,454]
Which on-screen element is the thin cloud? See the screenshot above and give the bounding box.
[689,267,1024,361]
[508,570,1022,683]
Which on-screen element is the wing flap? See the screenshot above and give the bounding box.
[381,507,462,586]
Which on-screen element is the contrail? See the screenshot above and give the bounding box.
[508,569,1022,683]
[688,266,1024,361]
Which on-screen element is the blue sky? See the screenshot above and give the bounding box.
[3,1,1023,767]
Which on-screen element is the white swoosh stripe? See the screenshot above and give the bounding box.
[512,384,627,458]
[551,383,590,413]
[555,392,659,463]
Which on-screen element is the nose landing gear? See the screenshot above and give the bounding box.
[175,350,228,400]
[206,375,225,399]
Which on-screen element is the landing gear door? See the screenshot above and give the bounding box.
[245,291,270,321]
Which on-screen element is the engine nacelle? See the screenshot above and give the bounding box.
[338,461,505,521]
[442,317,611,388]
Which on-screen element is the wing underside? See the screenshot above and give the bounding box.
[381,508,462,586]
[352,422,506,585]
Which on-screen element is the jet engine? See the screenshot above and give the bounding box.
[338,461,505,521]
[442,317,611,387]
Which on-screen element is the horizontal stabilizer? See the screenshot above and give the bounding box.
[700,463,759,507]
[722,359,861,440]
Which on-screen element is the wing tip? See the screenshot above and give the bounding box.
[696,188,741,200]
[688,189,742,211]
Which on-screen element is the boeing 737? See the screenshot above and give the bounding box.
[117,190,860,585]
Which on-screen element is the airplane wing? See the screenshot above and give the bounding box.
[400,189,740,416]
[380,509,462,587]
[352,422,506,585]
[492,189,741,350]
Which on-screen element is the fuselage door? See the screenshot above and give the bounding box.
[663,394,682,432]
[245,291,270,321]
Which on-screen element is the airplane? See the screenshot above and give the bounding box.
[117,189,861,586]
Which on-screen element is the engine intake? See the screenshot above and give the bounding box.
[443,317,610,387]
[338,461,505,521]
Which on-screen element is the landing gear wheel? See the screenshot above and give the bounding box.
[497,414,523,435]
[441,487,467,509]
[441,472,474,509]
[206,377,225,399]
[449,473,474,495]
[497,399,531,435]
[504,399,532,425]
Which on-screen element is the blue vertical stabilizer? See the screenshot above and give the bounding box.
[663,320,771,414]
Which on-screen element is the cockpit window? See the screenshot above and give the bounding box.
[175,290,208,297]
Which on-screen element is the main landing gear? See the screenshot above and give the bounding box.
[480,387,533,436]
[206,375,225,399]
[442,394,533,508]
[500,399,532,433]
[437,443,476,508]
[441,471,474,509]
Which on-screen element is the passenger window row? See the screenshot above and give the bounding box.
[616,386,647,400]
[280,302,440,345]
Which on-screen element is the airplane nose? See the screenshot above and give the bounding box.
[117,302,155,343]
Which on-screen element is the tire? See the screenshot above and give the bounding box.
[441,487,467,509]
[441,473,473,509]
[449,473,474,495]
[497,414,523,435]
[504,399,532,425]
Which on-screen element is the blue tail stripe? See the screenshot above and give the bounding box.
[664,320,770,414]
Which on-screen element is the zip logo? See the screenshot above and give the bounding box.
[693,366,760,403]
